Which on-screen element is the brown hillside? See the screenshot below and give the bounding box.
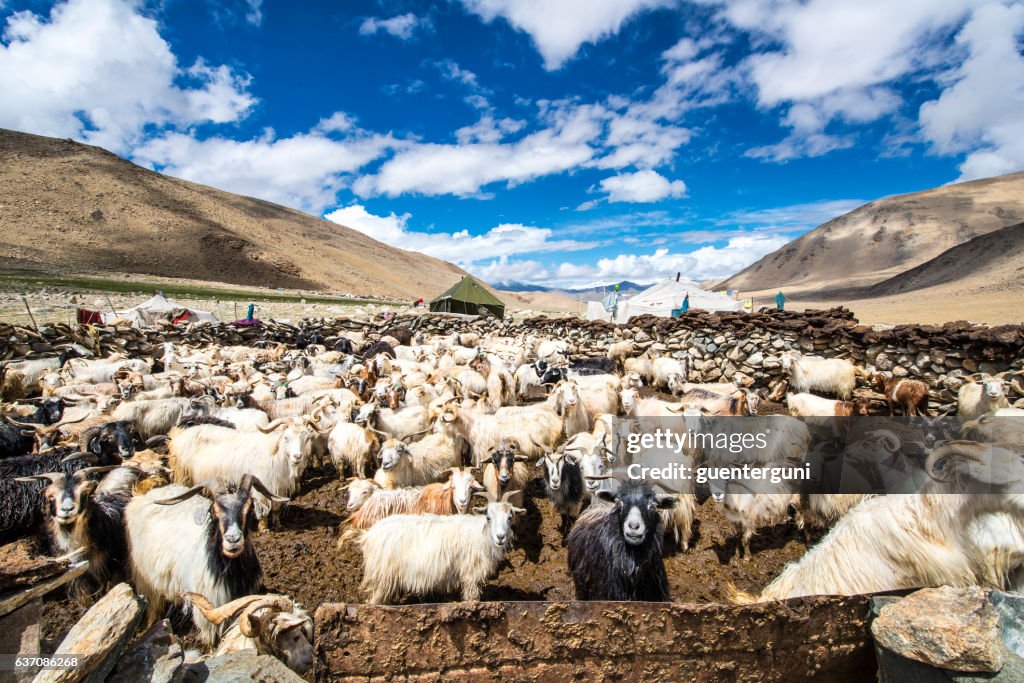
[718,172,1024,293]
[0,128,468,300]
[868,221,1024,296]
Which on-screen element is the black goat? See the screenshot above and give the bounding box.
[19,465,142,594]
[569,357,614,375]
[360,341,395,361]
[0,447,120,545]
[567,480,677,601]
[0,398,65,459]
[331,337,355,354]
[537,450,585,535]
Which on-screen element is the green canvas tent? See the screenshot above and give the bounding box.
[429,275,506,318]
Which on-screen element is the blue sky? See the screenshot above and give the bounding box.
[2,0,1022,288]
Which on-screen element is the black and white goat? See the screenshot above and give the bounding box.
[125,475,286,644]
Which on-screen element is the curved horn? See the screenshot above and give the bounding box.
[181,593,267,626]
[60,451,93,464]
[237,595,297,637]
[154,485,210,505]
[240,474,290,504]
[256,418,288,433]
[76,465,122,478]
[925,441,982,482]
[399,426,432,442]
[16,473,64,485]
[499,489,522,503]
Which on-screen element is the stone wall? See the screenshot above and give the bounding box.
[3,307,1022,412]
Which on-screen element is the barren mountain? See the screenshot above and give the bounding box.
[869,221,1024,296]
[719,172,1024,293]
[0,129,469,300]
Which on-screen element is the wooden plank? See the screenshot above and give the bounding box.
[32,583,143,683]
[0,562,88,618]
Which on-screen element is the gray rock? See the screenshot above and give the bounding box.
[746,351,764,366]
[181,652,304,683]
[872,586,1003,673]
[109,619,183,683]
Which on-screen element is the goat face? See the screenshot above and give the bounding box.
[781,351,798,370]
[448,467,483,513]
[579,450,611,493]
[983,379,1006,400]
[619,388,639,413]
[345,479,379,512]
[853,397,872,416]
[746,392,762,416]
[353,402,378,427]
[666,373,685,396]
[272,618,314,674]
[278,423,314,466]
[379,442,408,471]
[475,499,524,549]
[89,421,138,460]
[597,480,675,546]
[212,487,254,558]
[538,452,577,492]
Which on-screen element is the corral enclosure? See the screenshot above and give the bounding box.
[2,307,1022,681]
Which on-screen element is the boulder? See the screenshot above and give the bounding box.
[109,619,183,683]
[181,652,305,683]
[871,586,1003,673]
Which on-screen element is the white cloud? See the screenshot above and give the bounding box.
[244,0,263,26]
[0,0,255,153]
[459,0,674,69]
[918,2,1024,180]
[353,103,606,197]
[358,13,428,40]
[712,0,981,162]
[455,115,526,144]
[133,125,393,214]
[324,204,597,264]
[598,170,687,203]
[469,234,789,287]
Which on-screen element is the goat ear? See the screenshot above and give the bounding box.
[512,506,526,515]
[534,457,544,468]
[472,505,487,514]
[596,490,617,504]
[656,494,678,510]
[88,434,103,454]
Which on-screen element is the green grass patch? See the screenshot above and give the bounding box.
[0,272,395,306]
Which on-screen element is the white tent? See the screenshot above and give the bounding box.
[587,278,742,323]
[102,294,218,326]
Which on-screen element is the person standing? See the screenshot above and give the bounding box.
[682,292,690,313]
[775,291,786,311]
[246,303,255,321]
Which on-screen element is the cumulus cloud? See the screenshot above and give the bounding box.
[598,170,687,203]
[353,103,606,197]
[358,13,428,40]
[133,124,394,214]
[459,0,674,69]
[0,0,255,153]
[918,2,1024,179]
[324,204,598,264]
[710,0,982,162]
[471,234,789,287]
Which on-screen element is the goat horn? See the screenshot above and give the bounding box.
[182,593,267,626]
[6,418,44,430]
[241,474,290,504]
[16,473,64,485]
[257,418,288,433]
[499,489,521,503]
[154,484,210,505]
[400,426,432,442]
[238,595,297,638]
[584,474,614,481]
[76,465,121,478]
[924,441,983,482]
[60,451,93,464]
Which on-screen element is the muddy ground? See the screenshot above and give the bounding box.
[38,401,813,674]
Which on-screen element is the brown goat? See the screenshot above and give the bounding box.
[870,373,929,416]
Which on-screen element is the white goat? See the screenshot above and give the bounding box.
[781,351,858,400]
[354,491,525,603]
[958,379,1010,420]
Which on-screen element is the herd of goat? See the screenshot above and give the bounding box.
[1,327,1023,675]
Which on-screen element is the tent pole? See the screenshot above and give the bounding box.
[21,296,39,331]
[103,294,118,319]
